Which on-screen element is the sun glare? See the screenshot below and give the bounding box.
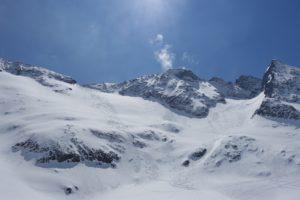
[132,0,167,19]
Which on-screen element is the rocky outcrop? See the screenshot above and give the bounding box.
[182,147,207,167]
[12,137,120,168]
[189,148,207,161]
[63,185,79,195]
[262,60,300,103]
[235,75,262,98]
[255,60,300,120]
[255,99,300,120]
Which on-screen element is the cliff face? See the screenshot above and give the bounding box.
[262,60,300,102]
[256,60,300,120]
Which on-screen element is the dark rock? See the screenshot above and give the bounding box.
[182,160,190,167]
[235,75,262,98]
[64,185,79,195]
[262,60,300,102]
[255,99,300,120]
[189,148,207,161]
[64,187,73,195]
[209,75,262,99]
[164,68,200,82]
[12,137,120,168]
[226,152,242,162]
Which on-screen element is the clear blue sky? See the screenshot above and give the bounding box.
[1,0,300,83]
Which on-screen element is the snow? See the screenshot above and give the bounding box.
[197,82,219,99]
[1,70,300,200]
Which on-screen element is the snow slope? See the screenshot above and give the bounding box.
[0,59,300,200]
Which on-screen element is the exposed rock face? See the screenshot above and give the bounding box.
[63,186,79,195]
[235,75,262,98]
[0,58,76,86]
[256,60,300,120]
[255,99,300,120]
[182,160,190,167]
[209,75,262,99]
[189,148,207,161]
[262,60,300,103]
[182,147,207,167]
[12,137,120,168]
[10,126,173,168]
[88,69,225,118]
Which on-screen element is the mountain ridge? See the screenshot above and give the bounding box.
[1,57,300,120]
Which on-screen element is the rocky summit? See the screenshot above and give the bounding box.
[255,60,300,120]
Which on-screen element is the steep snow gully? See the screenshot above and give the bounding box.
[0,58,300,200]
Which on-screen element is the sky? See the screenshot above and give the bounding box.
[0,0,300,83]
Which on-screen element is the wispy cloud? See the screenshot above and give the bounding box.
[150,34,164,45]
[155,44,174,71]
[150,34,174,71]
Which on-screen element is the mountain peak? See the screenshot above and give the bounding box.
[255,60,300,120]
[163,68,200,82]
[270,59,283,66]
[262,60,300,102]
[267,59,300,74]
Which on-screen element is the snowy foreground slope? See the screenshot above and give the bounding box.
[0,58,300,200]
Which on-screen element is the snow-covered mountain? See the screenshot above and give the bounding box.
[86,69,263,118]
[87,68,225,118]
[0,58,300,200]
